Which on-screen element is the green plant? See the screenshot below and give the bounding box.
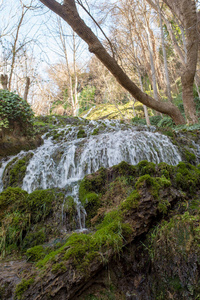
[131,116,146,125]
[157,116,175,128]
[15,278,34,299]
[0,90,34,133]
[149,115,162,126]
[26,245,45,262]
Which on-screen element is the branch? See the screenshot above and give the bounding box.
[76,0,116,58]
[39,0,62,15]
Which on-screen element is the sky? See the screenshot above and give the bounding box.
[0,0,103,78]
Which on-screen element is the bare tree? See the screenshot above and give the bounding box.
[147,0,199,123]
[157,0,172,102]
[38,0,187,124]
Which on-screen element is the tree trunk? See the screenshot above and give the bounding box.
[145,16,159,102]
[157,0,172,102]
[8,6,26,91]
[138,70,151,126]
[39,0,185,125]
[0,74,8,90]
[163,0,199,124]
[73,31,78,116]
[23,77,30,101]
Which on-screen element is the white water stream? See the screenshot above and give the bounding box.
[0,120,182,229]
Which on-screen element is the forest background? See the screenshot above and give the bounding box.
[1,0,200,126]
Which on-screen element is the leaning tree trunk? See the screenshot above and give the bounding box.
[39,0,186,125]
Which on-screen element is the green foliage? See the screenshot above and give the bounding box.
[137,160,156,176]
[184,149,196,164]
[26,245,45,262]
[175,162,200,194]
[113,161,136,177]
[22,228,46,250]
[78,85,96,115]
[157,116,175,128]
[15,278,34,300]
[91,128,99,135]
[83,192,101,227]
[0,90,34,133]
[77,129,87,138]
[120,190,140,211]
[147,208,200,299]
[149,115,163,126]
[79,168,107,203]
[131,116,146,125]
[26,190,55,223]
[0,188,63,256]
[3,153,33,188]
[37,209,132,271]
[51,262,67,274]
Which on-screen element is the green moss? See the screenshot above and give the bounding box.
[51,262,67,274]
[175,162,200,194]
[62,196,77,230]
[136,174,170,194]
[79,168,107,203]
[36,209,132,272]
[26,189,55,223]
[15,278,34,300]
[120,190,140,211]
[77,129,87,138]
[113,161,136,177]
[26,245,45,262]
[157,162,175,179]
[3,153,33,188]
[184,149,196,164]
[0,188,65,256]
[0,187,28,212]
[91,128,99,135]
[22,228,46,249]
[83,193,101,227]
[134,174,171,214]
[137,160,156,176]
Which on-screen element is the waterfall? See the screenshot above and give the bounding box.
[21,127,181,193]
[0,120,183,230]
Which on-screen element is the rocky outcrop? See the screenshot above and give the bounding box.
[0,125,42,158]
[17,184,183,300]
[2,160,194,300]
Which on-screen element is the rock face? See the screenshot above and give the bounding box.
[0,125,42,158]
[1,160,200,299]
[0,260,30,300]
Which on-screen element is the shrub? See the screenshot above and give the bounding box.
[149,115,162,126]
[131,116,146,125]
[157,116,175,128]
[0,89,34,133]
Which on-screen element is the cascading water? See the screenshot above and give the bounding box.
[0,119,183,230]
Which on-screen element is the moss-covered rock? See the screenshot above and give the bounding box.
[15,278,34,300]
[2,153,34,189]
[1,159,200,299]
[77,129,87,139]
[62,196,78,231]
[0,187,66,257]
[146,209,200,299]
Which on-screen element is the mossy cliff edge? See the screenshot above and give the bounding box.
[1,160,200,299]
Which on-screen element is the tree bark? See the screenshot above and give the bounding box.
[0,74,8,90]
[157,0,172,102]
[23,77,30,101]
[163,0,199,123]
[38,0,185,125]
